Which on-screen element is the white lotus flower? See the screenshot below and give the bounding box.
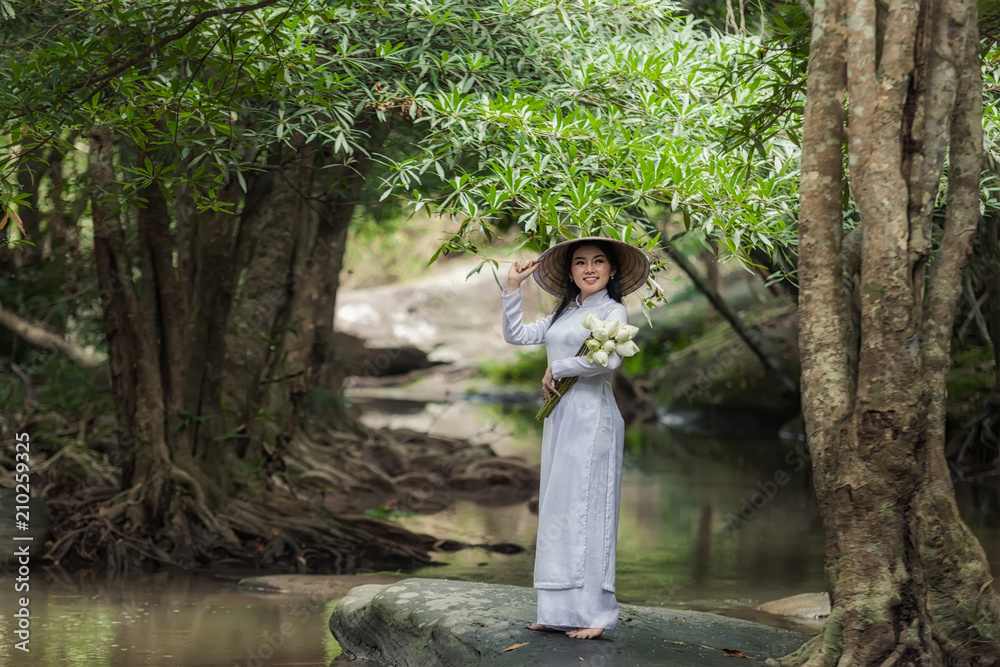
[615,324,640,342]
[604,319,619,336]
[592,349,609,366]
[592,328,609,342]
[586,339,602,352]
[616,340,639,357]
[582,312,601,330]
[601,340,617,353]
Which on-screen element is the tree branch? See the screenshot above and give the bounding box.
[921,0,982,444]
[662,238,790,385]
[0,300,106,368]
[845,0,877,168]
[80,0,282,95]
[799,0,852,428]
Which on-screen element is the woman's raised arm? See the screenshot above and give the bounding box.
[501,259,552,345]
[501,286,554,345]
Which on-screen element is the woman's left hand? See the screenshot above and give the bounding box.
[542,363,561,400]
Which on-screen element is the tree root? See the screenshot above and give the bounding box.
[4,404,540,574]
[13,419,538,574]
[773,605,1000,667]
[38,468,438,573]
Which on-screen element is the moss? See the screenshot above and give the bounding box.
[650,296,800,411]
[777,634,823,666]
[870,379,885,410]
[854,604,890,627]
[821,608,844,664]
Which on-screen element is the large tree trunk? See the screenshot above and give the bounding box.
[789,0,1000,664]
[56,127,436,573]
[222,142,370,473]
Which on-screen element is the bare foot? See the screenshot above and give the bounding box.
[566,627,604,639]
[526,623,562,632]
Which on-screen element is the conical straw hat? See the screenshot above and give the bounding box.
[532,236,651,298]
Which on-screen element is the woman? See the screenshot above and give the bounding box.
[501,236,649,640]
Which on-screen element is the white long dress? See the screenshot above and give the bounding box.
[501,286,627,630]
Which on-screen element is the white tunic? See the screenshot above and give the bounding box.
[501,286,626,630]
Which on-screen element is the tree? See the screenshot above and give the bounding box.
[0,0,681,571]
[790,0,1000,661]
[382,1,1000,662]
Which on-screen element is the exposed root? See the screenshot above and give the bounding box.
[775,600,1000,667]
[39,468,439,573]
[877,643,905,667]
[9,419,538,574]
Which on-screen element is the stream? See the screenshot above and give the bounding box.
[2,396,997,666]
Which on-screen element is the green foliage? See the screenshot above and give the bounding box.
[0,0,688,215]
[0,350,113,423]
[620,328,695,376]
[363,504,420,520]
[480,348,548,385]
[385,11,801,270]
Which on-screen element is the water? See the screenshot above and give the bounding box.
[366,399,999,632]
[2,398,997,665]
[0,571,344,666]
[395,408,830,633]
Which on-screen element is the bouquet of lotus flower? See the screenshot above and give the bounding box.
[535,313,640,422]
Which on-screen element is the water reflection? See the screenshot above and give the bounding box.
[385,401,999,634]
[1,399,996,663]
[0,572,342,666]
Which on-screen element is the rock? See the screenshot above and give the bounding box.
[237,573,407,598]
[332,331,443,378]
[757,592,831,619]
[651,298,801,434]
[329,578,808,666]
[613,373,658,426]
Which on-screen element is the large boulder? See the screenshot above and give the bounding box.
[329,578,807,666]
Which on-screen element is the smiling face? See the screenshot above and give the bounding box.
[570,244,616,301]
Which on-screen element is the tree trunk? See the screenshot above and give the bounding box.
[789,0,1000,663]
[57,126,434,574]
[223,131,383,472]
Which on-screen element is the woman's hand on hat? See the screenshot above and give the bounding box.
[507,259,539,293]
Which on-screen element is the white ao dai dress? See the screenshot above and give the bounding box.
[501,286,627,630]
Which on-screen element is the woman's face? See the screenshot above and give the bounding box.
[570,245,615,300]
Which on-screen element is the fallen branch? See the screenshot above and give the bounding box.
[0,299,106,368]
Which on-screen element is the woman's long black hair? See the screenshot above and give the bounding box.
[552,240,624,321]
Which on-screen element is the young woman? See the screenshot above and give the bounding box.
[501,236,649,640]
